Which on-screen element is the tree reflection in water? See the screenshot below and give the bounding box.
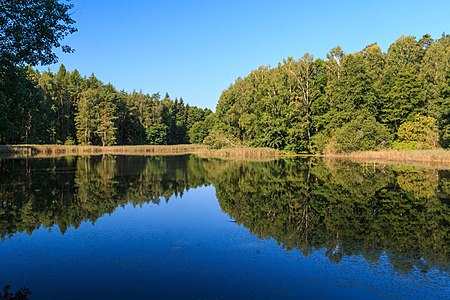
[0,155,448,274]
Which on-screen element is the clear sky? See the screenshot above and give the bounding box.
[44,0,450,110]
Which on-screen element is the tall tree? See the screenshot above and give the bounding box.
[96,84,119,146]
[420,34,450,146]
[0,65,42,144]
[75,88,98,145]
[285,54,319,152]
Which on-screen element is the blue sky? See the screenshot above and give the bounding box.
[45,0,450,110]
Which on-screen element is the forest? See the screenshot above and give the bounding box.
[0,0,211,146]
[0,65,212,146]
[4,34,450,154]
[2,2,450,153]
[206,34,450,153]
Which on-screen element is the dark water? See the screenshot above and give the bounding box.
[0,155,449,299]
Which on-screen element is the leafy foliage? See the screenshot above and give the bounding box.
[332,116,391,153]
[0,65,42,144]
[189,121,209,144]
[0,0,77,66]
[396,114,439,149]
[203,129,241,149]
[210,34,450,153]
[0,65,211,145]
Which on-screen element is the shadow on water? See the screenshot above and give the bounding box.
[0,285,31,300]
[0,154,449,275]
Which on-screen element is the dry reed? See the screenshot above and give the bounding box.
[196,147,279,159]
[0,144,207,157]
[0,145,279,159]
[331,149,450,165]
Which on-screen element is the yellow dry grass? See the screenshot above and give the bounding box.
[0,144,207,157]
[327,149,450,167]
[0,145,279,159]
[196,147,279,159]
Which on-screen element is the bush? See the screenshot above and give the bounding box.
[64,136,75,145]
[146,124,168,145]
[311,131,331,154]
[397,114,439,149]
[188,121,209,144]
[333,116,391,153]
[391,141,419,150]
[203,130,241,149]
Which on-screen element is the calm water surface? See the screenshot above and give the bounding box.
[0,155,449,299]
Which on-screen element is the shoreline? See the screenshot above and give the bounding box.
[2,145,450,166]
[0,144,207,157]
[0,144,279,160]
[324,149,450,165]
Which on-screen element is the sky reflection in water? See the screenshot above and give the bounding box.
[0,155,448,299]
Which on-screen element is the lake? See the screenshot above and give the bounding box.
[0,155,449,299]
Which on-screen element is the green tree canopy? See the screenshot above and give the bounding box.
[395,114,439,149]
[210,33,450,153]
[0,0,77,66]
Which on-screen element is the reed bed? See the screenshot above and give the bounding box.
[0,144,279,160]
[335,149,450,164]
[0,144,207,157]
[6,145,450,163]
[196,147,279,159]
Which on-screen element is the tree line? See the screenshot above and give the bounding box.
[205,34,450,153]
[0,64,212,145]
[1,0,212,146]
[3,1,450,153]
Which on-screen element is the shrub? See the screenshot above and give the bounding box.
[397,114,439,149]
[64,136,75,145]
[333,116,391,153]
[203,130,241,149]
[188,121,209,144]
[391,141,419,150]
[311,131,332,154]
